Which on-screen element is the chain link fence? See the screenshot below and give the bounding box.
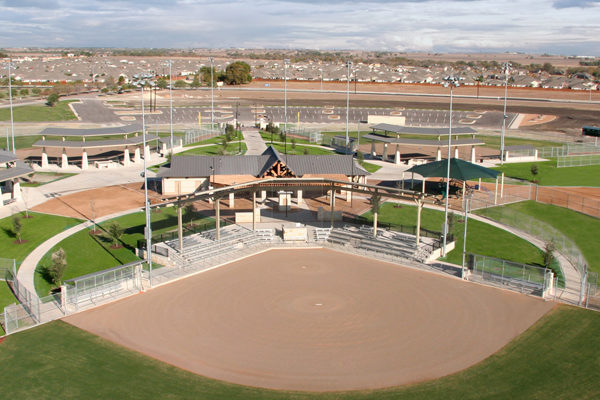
[557,154,600,168]
[469,253,553,298]
[286,126,323,144]
[538,143,600,158]
[183,125,223,146]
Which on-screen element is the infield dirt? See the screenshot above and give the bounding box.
[65,248,553,392]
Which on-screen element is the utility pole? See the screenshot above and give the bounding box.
[442,75,460,257]
[8,60,15,155]
[500,62,511,165]
[210,57,214,129]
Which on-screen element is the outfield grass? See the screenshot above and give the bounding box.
[177,142,247,156]
[0,306,598,399]
[477,201,600,275]
[0,100,77,122]
[492,161,600,186]
[34,208,212,296]
[0,212,82,264]
[360,161,382,173]
[362,203,546,267]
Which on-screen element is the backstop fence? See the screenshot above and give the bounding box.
[286,126,323,144]
[538,143,600,159]
[183,125,223,146]
[469,254,554,297]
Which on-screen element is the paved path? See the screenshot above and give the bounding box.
[17,207,144,300]
[242,127,267,155]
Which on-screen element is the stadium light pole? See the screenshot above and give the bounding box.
[168,60,174,153]
[284,58,290,154]
[210,57,214,129]
[442,75,460,257]
[461,193,472,279]
[345,61,352,153]
[6,60,16,154]
[132,77,154,288]
[500,62,511,165]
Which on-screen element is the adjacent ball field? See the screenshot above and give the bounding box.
[65,248,553,391]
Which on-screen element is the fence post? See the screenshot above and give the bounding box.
[3,306,8,335]
[60,285,67,315]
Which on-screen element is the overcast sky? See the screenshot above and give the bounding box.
[0,0,598,55]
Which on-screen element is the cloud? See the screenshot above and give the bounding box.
[0,0,598,55]
[553,0,600,8]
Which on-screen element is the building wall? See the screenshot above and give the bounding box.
[162,177,208,196]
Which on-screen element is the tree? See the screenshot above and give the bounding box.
[447,212,457,237]
[190,74,201,88]
[544,240,555,268]
[530,164,539,182]
[291,138,297,150]
[46,92,59,107]
[12,215,22,243]
[224,61,252,85]
[184,203,196,226]
[357,151,364,163]
[174,79,188,88]
[117,75,125,85]
[199,66,217,85]
[32,87,41,96]
[156,77,168,89]
[303,147,309,155]
[107,222,124,247]
[48,248,67,286]
[20,88,29,97]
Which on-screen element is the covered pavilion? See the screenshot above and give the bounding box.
[33,124,159,169]
[363,123,484,164]
[0,150,33,207]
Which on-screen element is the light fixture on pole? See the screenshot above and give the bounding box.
[442,75,461,256]
[132,75,154,288]
[168,60,174,153]
[500,62,511,165]
[210,57,215,129]
[345,61,352,154]
[4,60,16,154]
[284,58,290,154]
[461,192,472,279]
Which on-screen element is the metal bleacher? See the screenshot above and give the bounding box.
[326,225,428,262]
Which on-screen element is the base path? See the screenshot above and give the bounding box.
[65,248,553,392]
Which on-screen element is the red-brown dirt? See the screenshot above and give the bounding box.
[65,248,553,391]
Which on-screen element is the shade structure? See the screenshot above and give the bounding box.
[406,158,499,181]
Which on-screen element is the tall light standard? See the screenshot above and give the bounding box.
[210,57,214,129]
[442,75,461,256]
[132,76,154,288]
[167,60,174,153]
[500,62,511,164]
[5,60,15,154]
[284,58,290,154]
[345,61,352,153]
[461,192,472,279]
[319,68,323,92]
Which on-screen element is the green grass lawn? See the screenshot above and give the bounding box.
[1,306,599,399]
[360,161,382,173]
[478,135,562,149]
[271,143,335,155]
[34,208,213,296]
[260,131,313,145]
[20,172,77,187]
[177,142,247,156]
[0,212,82,264]
[492,161,600,186]
[0,100,77,122]
[362,203,546,267]
[476,201,600,275]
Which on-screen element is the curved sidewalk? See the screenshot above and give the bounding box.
[17,207,143,300]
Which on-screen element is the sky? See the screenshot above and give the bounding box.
[0,0,598,55]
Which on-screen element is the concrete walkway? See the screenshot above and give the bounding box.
[242,127,267,155]
[17,207,145,300]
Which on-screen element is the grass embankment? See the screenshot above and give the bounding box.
[177,142,247,156]
[0,212,82,263]
[271,143,334,155]
[34,208,212,297]
[477,201,600,275]
[0,100,77,122]
[493,161,600,186]
[20,172,76,187]
[362,203,546,267]
[0,306,599,399]
[359,161,381,173]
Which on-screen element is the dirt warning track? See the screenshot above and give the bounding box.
[65,248,553,391]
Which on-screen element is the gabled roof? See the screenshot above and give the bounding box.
[0,161,34,183]
[157,146,369,179]
[0,150,19,164]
